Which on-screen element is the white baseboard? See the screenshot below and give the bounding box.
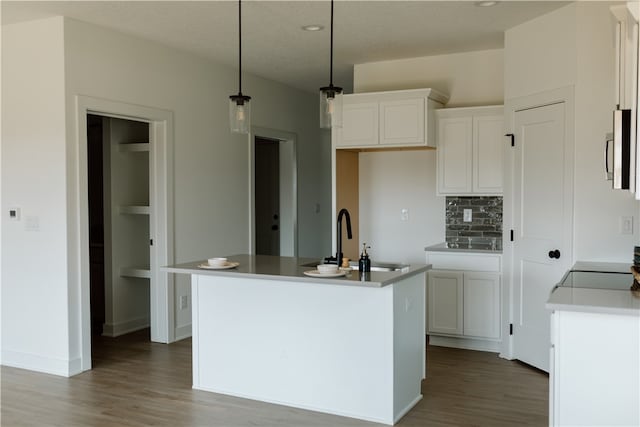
[102,316,150,337]
[429,335,501,353]
[1,349,81,377]
[174,324,192,342]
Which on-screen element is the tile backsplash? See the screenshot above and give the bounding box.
[445,196,503,250]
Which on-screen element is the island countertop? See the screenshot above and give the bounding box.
[163,254,430,288]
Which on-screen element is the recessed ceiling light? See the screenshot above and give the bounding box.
[475,1,499,6]
[302,24,324,32]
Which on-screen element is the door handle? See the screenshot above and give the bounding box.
[271,225,279,231]
[548,249,561,259]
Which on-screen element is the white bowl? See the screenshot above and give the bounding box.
[317,264,338,274]
[208,257,228,267]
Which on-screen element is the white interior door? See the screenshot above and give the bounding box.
[512,102,572,372]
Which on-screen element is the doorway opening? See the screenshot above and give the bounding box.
[87,114,152,356]
[255,137,281,255]
[77,95,174,374]
[251,128,297,256]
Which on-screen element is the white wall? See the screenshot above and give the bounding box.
[504,5,577,101]
[359,151,443,264]
[505,2,638,262]
[354,49,504,107]
[353,50,505,263]
[1,17,72,375]
[2,16,330,376]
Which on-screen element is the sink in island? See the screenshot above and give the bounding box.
[164,254,430,425]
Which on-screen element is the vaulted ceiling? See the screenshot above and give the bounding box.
[2,1,569,93]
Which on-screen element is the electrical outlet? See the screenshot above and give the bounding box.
[463,209,473,222]
[9,207,20,220]
[620,216,633,235]
[400,208,409,221]
[180,295,189,310]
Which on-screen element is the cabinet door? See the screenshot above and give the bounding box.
[427,270,463,335]
[463,272,500,339]
[336,102,379,147]
[437,117,473,194]
[379,98,425,145]
[473,115,504,194]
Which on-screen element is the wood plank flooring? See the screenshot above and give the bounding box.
[1,330,548,426]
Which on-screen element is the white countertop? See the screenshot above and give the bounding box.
[424,242,502,254]
[547,287,640,316]
[547,261,640,316]
[163,254,430,288]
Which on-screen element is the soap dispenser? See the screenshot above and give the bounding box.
[359,243,371,273]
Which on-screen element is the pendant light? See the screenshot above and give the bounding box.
[319,0,343,129]
[229,0,251,134]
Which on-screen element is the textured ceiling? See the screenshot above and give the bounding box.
[2,1,570,93]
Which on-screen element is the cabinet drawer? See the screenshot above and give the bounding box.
[426,252,501,272]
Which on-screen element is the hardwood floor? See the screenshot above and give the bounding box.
[1,330,548,426]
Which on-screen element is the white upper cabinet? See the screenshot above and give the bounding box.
[341,102,379,146]
[473,115,504,193]
[379,98,425,145]
[436,106,504,195]
[437,116,473,193]
[335,88,448,149]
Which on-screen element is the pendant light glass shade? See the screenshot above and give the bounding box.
[229,0,251,134]
[319,0,342,129]
[319,85,343,129]
[229,94,251,134]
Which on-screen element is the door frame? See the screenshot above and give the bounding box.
[75,95,175,372]
[249,127,297,257]
[502,86,575,360]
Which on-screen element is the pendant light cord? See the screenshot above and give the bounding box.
[329,0,334,86]
[238,0,242,94]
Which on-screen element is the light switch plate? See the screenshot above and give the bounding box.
[463,209,473,222]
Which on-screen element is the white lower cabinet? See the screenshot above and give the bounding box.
[550,310,640,426]
[426,252,502,352]
[462,272,501,339]
[427,271,463,335]
[427,270,500,339]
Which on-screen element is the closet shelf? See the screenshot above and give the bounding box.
[119,267,151,279]
[118,205,150,215]
[118,143,150,153]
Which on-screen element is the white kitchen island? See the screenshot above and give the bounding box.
[165,255,429,425]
